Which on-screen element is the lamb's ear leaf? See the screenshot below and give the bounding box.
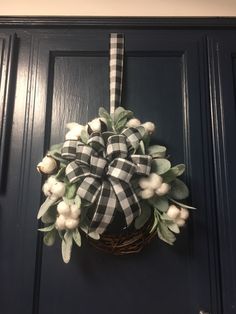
[73,229,82,247]
[134,202,152,230]
[147,145,167,158]
[151,158,171,175]
[61,231,73,263]
[80,129,89,144]
[169,178,189,200]
[43,229,57,246]
[38,224,55,232]
[37,198,56,219]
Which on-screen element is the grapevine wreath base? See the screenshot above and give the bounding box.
[37,106,195,263]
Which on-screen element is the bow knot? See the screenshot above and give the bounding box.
[61,127,152,234]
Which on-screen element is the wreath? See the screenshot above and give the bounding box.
[37,106,195,262]
[36,34,195,263]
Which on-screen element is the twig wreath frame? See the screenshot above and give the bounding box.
[36,34,195,263]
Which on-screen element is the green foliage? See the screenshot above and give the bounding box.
[157,220,176,245]
[38,224,55,232]
[37,197,56,219]
[113,107,134,133]
[61,231,73,263]
[43,229,56,246]
[134,202,152,230]
[162,164,185,183]
[65,183,77,199]
[99,107,113,131]
[80,129,89,144]
[151,158,171,174]
[169,198,196,210]
[73,228,81,247]
[170,178,189,200]
[147,145,166,158]
[148,196,169,212]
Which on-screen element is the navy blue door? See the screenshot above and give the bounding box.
[0,25,228,314]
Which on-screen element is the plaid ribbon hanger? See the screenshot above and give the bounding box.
[61,34,152,234]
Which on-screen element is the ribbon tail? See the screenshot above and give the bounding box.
[89,180,117,234]
[109,178,141,227]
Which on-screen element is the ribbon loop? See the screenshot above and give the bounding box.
[107,158,136,182]
[130,155,152,175]
[106,134,128,160]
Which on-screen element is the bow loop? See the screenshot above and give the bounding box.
[106,135,128,160]
[87,133,105,153]
[130,155,152,175]
[107,158,137,182]
[61,140,77,160]
[65,161,90,183]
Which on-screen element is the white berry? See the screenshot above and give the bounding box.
[156,183,170,196]
[70,204,81,219]
[55,215,66,230]
[139,177,151,189]
[50,181,66,198]
[37,156,58,174]
[126,118,141,128]
[65,218,79,230]
[142,122,155,134]
[175,218,186,227]
[179,208,189,220]
[139,188,154,199]
[149,173,163,190]
[57,201,70,216]
[166,205,180,220]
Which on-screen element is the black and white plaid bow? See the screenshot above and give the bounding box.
[61,127,152,234]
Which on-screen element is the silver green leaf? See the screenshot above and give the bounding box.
[43,229,56,246]
[61,231,73,263]
[80,129,89,144]
[169,198,196,210]
[73,228,81,247]
[38,224,55,232]
[162,164,186,183]
[151,158,171,175]
[65,184,77,199]
[134,202,152,230]
[148,197,169,212]
[167,223,180,234]
[147,145,167,158]
[37,197,56,219]
[158,221,176,245]
[170,178,189,200]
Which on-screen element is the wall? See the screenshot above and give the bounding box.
[0,0,236,16]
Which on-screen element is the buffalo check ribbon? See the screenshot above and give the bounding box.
[110,33,124,114]
[61,127,152,234]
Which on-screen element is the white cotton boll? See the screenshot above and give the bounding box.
[88,118,101,132]
[66,122,80,130]
[139,177,151,190]
[70,204,81,219]
[50,181,66,198]
[65,218,79,230]
[42,182,51,197]
[139,188,154,199]
[65,130,79,140]
[156,183,171,196]
[166,205,180,220]
[37,156,58,174]
[55,215,66,230]
[126,118,141,128]
[47,176,58,186]
[179,208,189,220]
[149,173,163,190]
[57,201,70,216]
[175,218,186,227]
[142,122,156,134]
